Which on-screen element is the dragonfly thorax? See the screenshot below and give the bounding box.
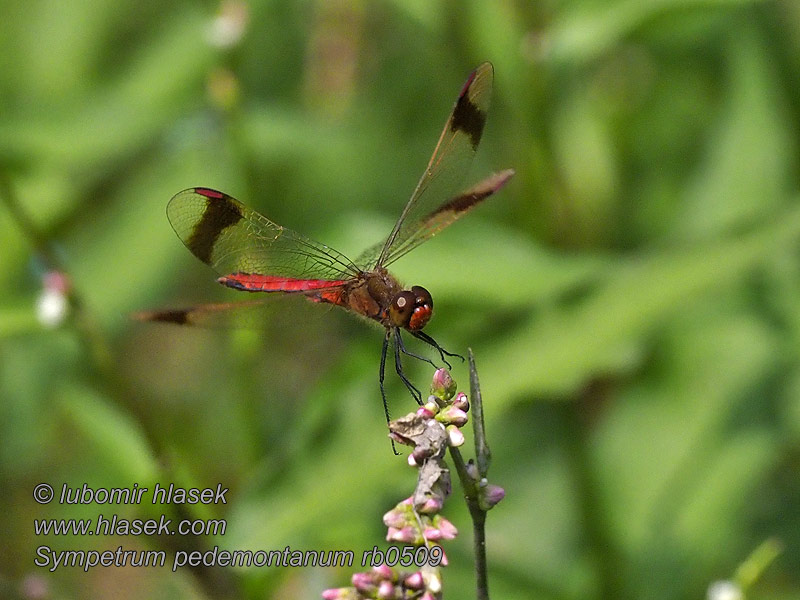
[358,269,432,331]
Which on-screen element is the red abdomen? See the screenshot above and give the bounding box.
[218,273,347,293]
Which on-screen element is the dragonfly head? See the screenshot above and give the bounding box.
[390,285,433,331]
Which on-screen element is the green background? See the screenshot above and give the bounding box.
[2,0,799,598]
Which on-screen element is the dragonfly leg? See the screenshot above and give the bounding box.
[396,330,438,369]
[380,329,400,455]
[409,330,465,369]
[393,330,423,405]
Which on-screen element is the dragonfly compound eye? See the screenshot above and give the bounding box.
[407,286,433,331]
[390,291,416,327]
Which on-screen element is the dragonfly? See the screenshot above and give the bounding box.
[138,62,514,434]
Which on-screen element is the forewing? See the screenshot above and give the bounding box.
[359,62,496,269]
[167,188,360,282]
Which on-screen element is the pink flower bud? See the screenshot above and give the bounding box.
[321,588,360,600]
[433,516,458,539]
[437,405,468,426]
[446,425,464,447]
[377,580,396,599]
[37,271,71,328]
[423,526,443,541]
[453,392,469,411]
[416,406,435,419]
[425,524,457,541]
[384,498,413,522]
[418,497,443,514]
[372,564,394,580]
[352,571,376,593]
[403,571,425,590]
[386,526,419,544]
[430,368,456,400]
[424,398,440,414]
[43,271,71,294]
[438,548,449,566]
[479,483,506,509]
[383,507,407,529]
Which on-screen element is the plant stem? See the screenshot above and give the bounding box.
[0,170,113,375]
[448,349,493,600]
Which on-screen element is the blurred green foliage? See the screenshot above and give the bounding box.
[1,0,799,599]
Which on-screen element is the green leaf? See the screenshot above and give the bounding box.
[58,384,160,484]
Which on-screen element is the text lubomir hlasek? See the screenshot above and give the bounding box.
[58,483,228,505]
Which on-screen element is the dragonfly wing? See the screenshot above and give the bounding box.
[133,300,271,327]
[167,187,361,286]
[384,169,515,265]
[133,294,339,329]
[359,62,502,269]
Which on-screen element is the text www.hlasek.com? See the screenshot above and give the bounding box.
[34,514,226,537]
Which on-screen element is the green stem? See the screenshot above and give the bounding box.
[735,537,782,591]
[450,445,490,600]
[448,349,493,600]
[0,170,113,376]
